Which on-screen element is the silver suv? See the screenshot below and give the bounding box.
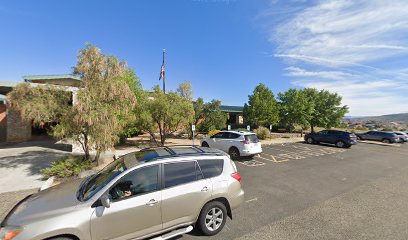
[1,146,244,240]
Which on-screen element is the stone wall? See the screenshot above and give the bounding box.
[6,109,31,142]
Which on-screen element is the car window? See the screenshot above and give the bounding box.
[229,133,241,139]
[198,159,224,178]
[319,130,328,134]
[109,165,159,202]
[212,132,226,138]
[327,130,339,135]
[245,134,259,143]
[164,161,201,188]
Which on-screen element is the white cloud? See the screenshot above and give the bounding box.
[263,0,408,116]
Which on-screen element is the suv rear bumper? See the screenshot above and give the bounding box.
[229,188,245,210]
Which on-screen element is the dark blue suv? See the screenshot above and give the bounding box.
[304,130,357,148]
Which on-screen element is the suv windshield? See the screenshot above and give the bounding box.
[79,158,127,201]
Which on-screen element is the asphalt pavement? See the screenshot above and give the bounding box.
[183,141,408,240]
[2,141,408,239]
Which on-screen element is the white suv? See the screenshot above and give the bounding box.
[201,131,262,159]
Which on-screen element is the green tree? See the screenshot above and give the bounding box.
[135,86,194,145]
[8,44,137,163]
[177,81,193,101]
[198,99,228,133]
[243,83,280,127]
[7,83,71,125]
[56,44,137,162]
[303,88,348,132]
[278,88,314,131]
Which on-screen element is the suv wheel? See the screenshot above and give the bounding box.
[306,137,314,144]
[382,139,391,144]
[201,142,209,147]
[229,147,240,160]
[198,201,227,236]
[335,140,345,148]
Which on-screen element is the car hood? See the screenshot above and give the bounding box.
[4,178,84,225]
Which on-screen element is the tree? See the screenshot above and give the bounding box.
[243,83,280,127]
[278,88,314,132]
[177,81,193,101]
[135,86,194,145]
[8,44,137,163]
[303,88,348,132]
[198,99,228,132]
[7,83,71,125]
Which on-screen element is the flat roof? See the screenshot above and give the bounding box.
[220,105,244,113]
[23,74,81,82]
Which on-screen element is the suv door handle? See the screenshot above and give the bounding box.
[146,199,158,206]
[201,186,209,192]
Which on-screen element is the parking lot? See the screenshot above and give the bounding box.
[2,140,408,240]
[182,140,408,240]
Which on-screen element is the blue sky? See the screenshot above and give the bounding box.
[1,0,407,116]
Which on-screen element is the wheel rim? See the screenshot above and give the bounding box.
[230,149,239,158]
[307,138,313,144]
[205,207,223,231]
[384,139,390,143]
[337,141,344,148]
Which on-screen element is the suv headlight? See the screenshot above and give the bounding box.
[0,226,23,240]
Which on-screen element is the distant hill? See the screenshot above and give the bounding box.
[351,113,408,122]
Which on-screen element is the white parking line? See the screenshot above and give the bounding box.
[237,159,265,167]
[245,197,258,203]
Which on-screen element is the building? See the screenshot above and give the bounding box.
[220,105,244,126]
[0,74,79,143]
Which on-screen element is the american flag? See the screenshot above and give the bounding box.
[159,62,165,80]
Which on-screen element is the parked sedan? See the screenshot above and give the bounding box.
[356,131,401,143]
[394,131,408,142]
[304,130,357,148]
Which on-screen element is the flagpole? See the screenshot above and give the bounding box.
[163,49,166,93]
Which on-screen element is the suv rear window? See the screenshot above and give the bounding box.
[245,134,259,143]
[198,159,224,178]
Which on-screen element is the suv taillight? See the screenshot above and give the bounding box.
[240,140,250,144]
[231,172,241,182]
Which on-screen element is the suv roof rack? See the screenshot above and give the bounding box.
[119,145,227,167]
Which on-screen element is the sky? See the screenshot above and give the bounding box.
[0,0,407,116]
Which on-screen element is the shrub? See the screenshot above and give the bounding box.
[41,155,92,179]
[382,128,394,131]
[208,129,220,136]
[254,126,270,140]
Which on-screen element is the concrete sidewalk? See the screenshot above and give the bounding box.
[0,143,68,194]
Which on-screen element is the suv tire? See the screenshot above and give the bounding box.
[201,142,209,147]
[197,201,227,236]
[335,140,345,148]
[306,137,314,144]
[229,147,240,160]
[382,138,391,144]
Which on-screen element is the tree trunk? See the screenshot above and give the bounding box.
[94,150,101,164]
[311,124,314,133]
[82,133,90,160]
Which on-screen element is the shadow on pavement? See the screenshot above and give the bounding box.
[0,151,67,177]
[0,136,72,152]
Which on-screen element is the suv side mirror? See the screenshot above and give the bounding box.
[100,194,111,208]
